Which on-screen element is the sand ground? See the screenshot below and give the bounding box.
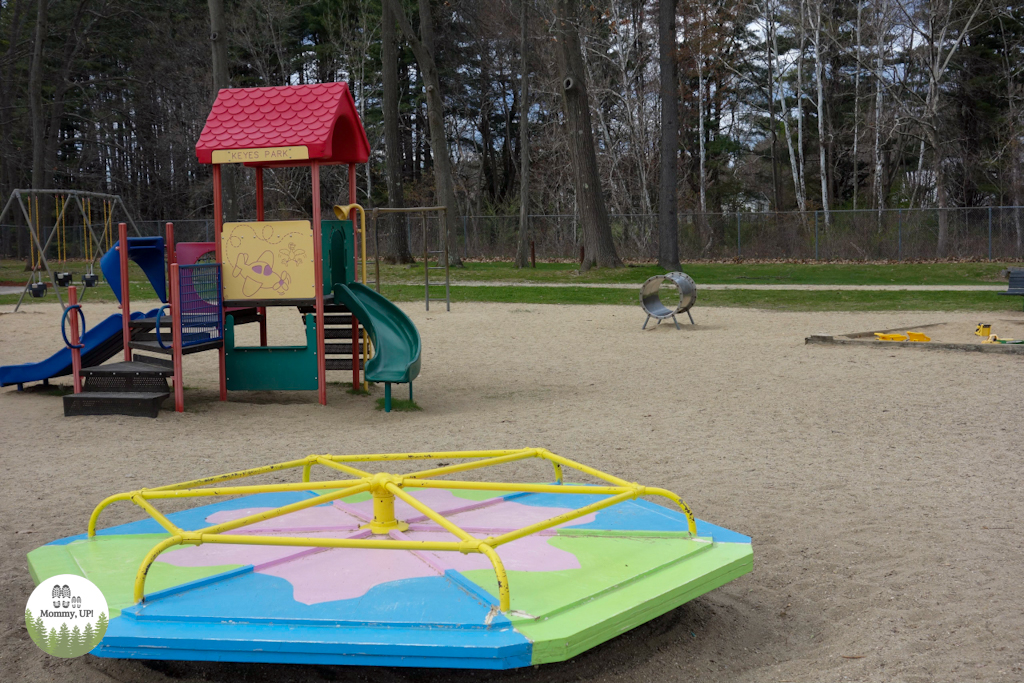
[0,301,1022,683]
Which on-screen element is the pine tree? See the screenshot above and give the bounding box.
[35,614,46,646]
[56,623,71,658]
[46,627,58,656]
[25,609,44,649]
[70,625,83,657]
[94,612,108,643]
[82,622,94,652]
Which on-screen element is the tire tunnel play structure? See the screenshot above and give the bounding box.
[640,272,698,330]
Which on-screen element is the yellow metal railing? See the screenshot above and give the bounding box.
[332,203,371,391]
[87,448,697,612]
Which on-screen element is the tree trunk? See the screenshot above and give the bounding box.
[208,0,236,221]
[29,0,48,193]
[1,0,29,225]
[810,0,830,228]
[774,22,805,212]
[381,0,412,264]
[765,5,781,211]
[873,30,884,222]
[931,124,949,257]
[657,0,679,270]
[515,0,531,269]
[796,0,807,207]
[555,0,622,270]
[384,0,463,266]
[852,1,862,210]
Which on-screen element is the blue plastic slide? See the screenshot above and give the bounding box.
[0,310,153,388]
[100,237,167,304]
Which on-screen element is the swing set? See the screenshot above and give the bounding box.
[0,189,140,311]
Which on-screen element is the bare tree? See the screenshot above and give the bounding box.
[806,0,830,228]
[554,0,621,270]
[515,0,532,268]
[996,11,1024,255]
[208,0,236,220]
[764,1,781,210]
[851,0,863,210]
[383,0,464,265]
[28,0,48,193]
[895,0,986,255]
[773,2,806,211]
[381,0,411,263]
[658,0,679,270]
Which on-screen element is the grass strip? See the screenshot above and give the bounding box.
[375,260,1020,287]
[380,284,1023,312]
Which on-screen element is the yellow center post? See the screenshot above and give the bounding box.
[366,473,409,533]
[87,448,699,613]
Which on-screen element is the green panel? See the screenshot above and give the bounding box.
[224,313,318,390]
[27,535,244,618]
[321,219,354,289]
[460,535,753,665]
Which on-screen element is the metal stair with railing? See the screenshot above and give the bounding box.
[297,304,364,373]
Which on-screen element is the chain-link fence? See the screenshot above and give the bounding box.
[4,208,1023,263]
[458,208,1024,261]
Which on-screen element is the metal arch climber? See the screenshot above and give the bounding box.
[640,272,697,330]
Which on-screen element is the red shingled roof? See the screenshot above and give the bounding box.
[195,82,370,166]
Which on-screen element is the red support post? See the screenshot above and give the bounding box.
[349,163,359,390]
[255,167,268,346]
[170,263,184,412]
[165,222,175,305]
[119,222,131,361]
[312,162,327,406]
[255,167,265,220]
[68,286,82,394]
[213,165,227,401]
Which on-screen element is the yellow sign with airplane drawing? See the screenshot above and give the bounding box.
[221,221,315,301]
[211,146,309,164]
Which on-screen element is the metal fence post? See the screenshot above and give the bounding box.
[988,206,993,261]
[463,215,469,259]
[736,213,741,257]
[897,209,902,261]
[814,211,819,260]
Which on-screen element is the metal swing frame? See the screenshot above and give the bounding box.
[0,189,142,311]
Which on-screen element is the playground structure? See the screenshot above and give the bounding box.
[26,447,753,668]
[0,83,421,414]
[640,272,698,330]
[0,189,139,310]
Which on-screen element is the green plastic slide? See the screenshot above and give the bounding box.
[332,282,421,384]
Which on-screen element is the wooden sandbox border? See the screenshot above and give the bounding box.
[805,322,1024,354]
